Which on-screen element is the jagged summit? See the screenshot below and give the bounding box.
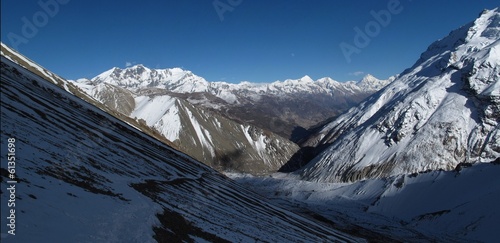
[298,75,314,83]
[357,74,394,91]
[91,64,209,93]
[89,65,391,96]
[408,8,499,76]
[78,64,393,139]
[298,8,500,183]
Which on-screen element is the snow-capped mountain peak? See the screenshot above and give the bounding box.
[412,8,499,76]
[357,74,392,90]
[92,65,210,93]
[90,65,391,96]
[298,8,500,183]
[299,75,314,83]
[77,63,394,140]
[82,65,394,122]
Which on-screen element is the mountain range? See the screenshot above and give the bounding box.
[1,7,499,242]
[76,65,392,140]
[298,8,500,182]
[0,45,362,242]
[72,63,391,174]
[75,80,300,174]
[230,10,499,242]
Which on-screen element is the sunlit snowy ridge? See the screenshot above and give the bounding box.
[74,62,393,142]
[82,64,392,104]
[299,8,500,183]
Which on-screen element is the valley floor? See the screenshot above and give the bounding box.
[226,164,500,243]
[226,173,428,242]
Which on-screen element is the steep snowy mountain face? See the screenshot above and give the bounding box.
[130,91,299,174]
[1,43,297,175]
[75,81,300,174]
[0,43,178,149]
[83,65,392,140]
[92,65,210,93]
[0,50,362,242]
[299,8,500,182]
[74,63,390,174]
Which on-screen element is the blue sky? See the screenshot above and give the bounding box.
[1,1,498,83]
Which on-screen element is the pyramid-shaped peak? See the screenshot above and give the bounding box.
[414,8,499,70]
[359,74,378,82]
[299,75,314,83]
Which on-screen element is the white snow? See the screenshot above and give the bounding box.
[88,62,391,108]
[299,8,500,183]
[130,95,182,141]
[1,55,361,242]
[241,125,269,165]
[185,108,216,157]
[132,96,176,126]
[229,162,500,242]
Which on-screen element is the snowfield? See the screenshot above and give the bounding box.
[229,161,500,242]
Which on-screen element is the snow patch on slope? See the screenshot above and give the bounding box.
[131,95,182,141]
[241,125,269,165]
[186,108,216,157]
[299,8,500,183]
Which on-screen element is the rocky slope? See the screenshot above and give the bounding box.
[79,65,392,140]
[74,64,391,174]
[298,8,500,182]
[0,50,362,242]
[76,82,299,174]
[2,43,299,175]
[0,43,176,149]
